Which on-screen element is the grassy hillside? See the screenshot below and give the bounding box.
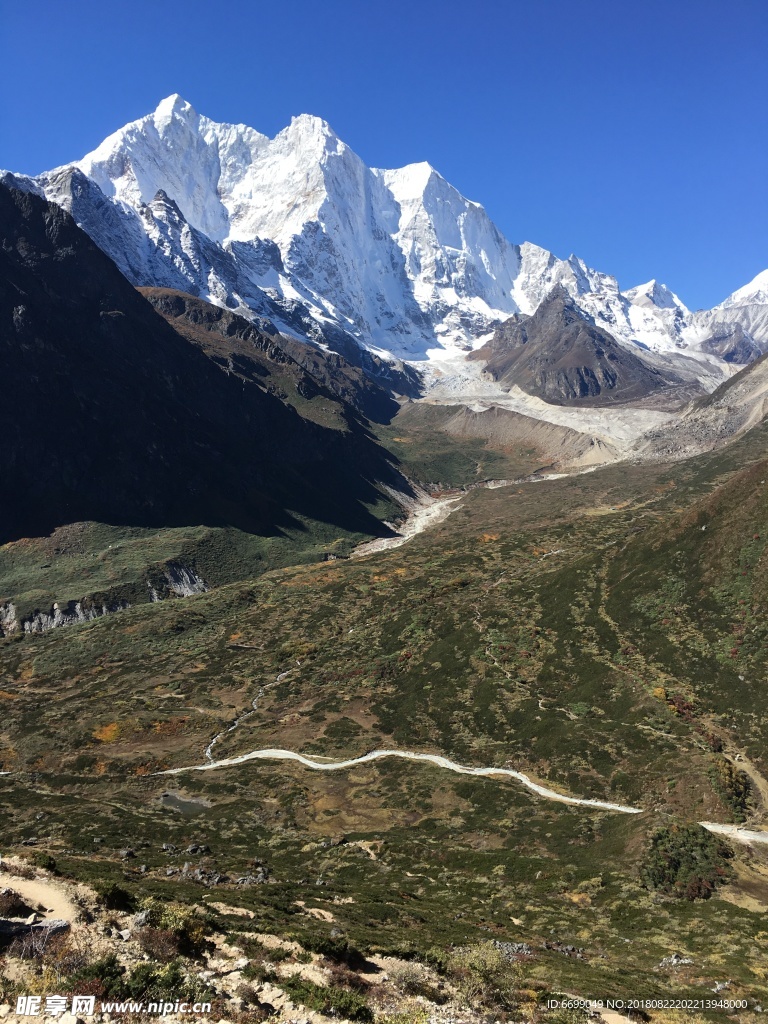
[2,421,768,1013]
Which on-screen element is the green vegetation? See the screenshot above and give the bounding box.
[279,977,373,1021]
[711,755,751,822]
[136,897,213,959]
[2,418,768,1007]
[373,402,545,487]
[95,882,136,912]
[641,824,734,900]
[0,516,391,627]
[443,941,523,1011]
[66,953,212,1005]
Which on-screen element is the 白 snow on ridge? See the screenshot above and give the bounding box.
[6,93,767,386]
[682,269,768,365]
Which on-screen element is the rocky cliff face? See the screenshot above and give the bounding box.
[140,287,410,421]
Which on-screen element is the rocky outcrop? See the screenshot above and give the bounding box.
[21,599,130,634]
[148,563,209,602]
[140,288,409,420]
[700,321,763,364]
[0,604,17,637]
[473,288,678,406]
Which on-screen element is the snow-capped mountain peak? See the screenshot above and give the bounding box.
[719,268,768,308]
[282,112,344,150]
[11,95,767,377]
[624,279,689,314]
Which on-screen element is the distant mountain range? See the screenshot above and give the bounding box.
[5,95,767,405]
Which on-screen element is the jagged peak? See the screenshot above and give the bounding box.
[288,112,335,132]
[380,160,483,212]
[721,268,768,306]
[154,93,197,121]
[519,240,556,261]
[624,278,687,312]
[146,189,186,221]
[278,113,344,154]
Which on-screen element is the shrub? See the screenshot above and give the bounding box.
[377,1010,430,1024]
[137,927,180,962]
[443,941,522,1011]
[387,962,445,1003]
[242,962,276,983]
[296,933,366,968]
[96,883,136,912]
[30,853,57,872]
[0,861,34,880]
[137,898,212,959]
[641,823,734,900]
[66,953,126,998]
[711,756,751,821]
[327,964,369,993]
[66,954,213,1005]
[280,978,372,1021]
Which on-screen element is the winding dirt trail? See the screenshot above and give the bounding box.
[0,868,78,921]
[4,468,767,851]
[159,747,642,812]
[156,747,768,847]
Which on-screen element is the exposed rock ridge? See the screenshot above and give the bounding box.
[473,287,677,406]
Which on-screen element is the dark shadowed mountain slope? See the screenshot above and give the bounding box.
[0,184,408,544]
[139,287,400,425]
[472,287,676,405]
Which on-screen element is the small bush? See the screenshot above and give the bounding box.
[443,941,522,1011]
[297,933,366,969]
[137,927,180,962]
[377,1010,430,1024]
[66,954,213,1005]
[387,962,446,1003]
[137,898,212,959]
[242,962,277,984]
[96,883,136,912]
[0,861,35,880]
[711,756,751,821]
[235,983,261,1005]
[66,952,126,998]
[642,823,734,900]
[280,977,373,1021]
[31,853,57,872]
[327,964,369,993]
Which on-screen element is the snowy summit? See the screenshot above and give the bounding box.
[5,95,767,375]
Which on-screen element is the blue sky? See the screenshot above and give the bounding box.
[2,0,765,310]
